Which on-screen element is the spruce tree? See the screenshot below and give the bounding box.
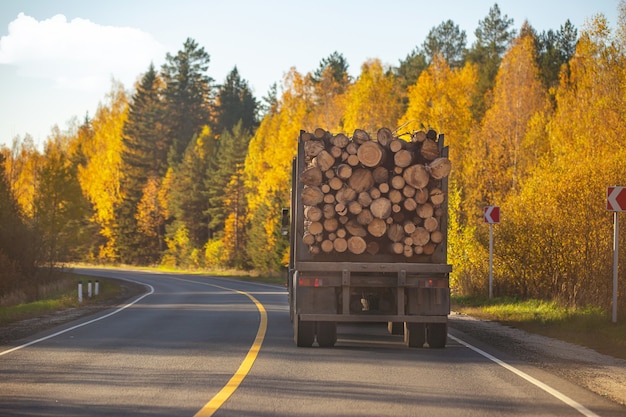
[161,38,213,164]
[212,67,258,135]
[117,63,168,263]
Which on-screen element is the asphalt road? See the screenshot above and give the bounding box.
[0,269,623,417]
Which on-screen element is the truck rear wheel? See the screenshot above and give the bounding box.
[295,319,315,347]
[404,323,426,348]
[427,323,447,348]
[316,322,337,347]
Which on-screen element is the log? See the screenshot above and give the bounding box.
[366,241,380,255]
[348,168,375,193]
[411,130,427,143]
[347,236,367,254]
[424,216,439,232]
[333,237,348,253]
[403,197,417,212]
[322,203,336,219]
[420,139,439,161]
[389,138,406,153]
[370,197,392,219]
[357,191,372,207]
[356,208,374,225]
[333,133,350,148]
[314,127,328,140]
[391,242,404,254]
[377,127,394,148]
[394,149,413,168]
[303,232,315,245]
[346,154,360,166]
[428,157,451,179]
[403,164,430,189]
[314,150,336,171]
[300,166,323,187]
[391,175,406,190]
[304,206,322,222]
[387,223,405,242]
[304,139,325,157]
[336,163,353,180]
[336,186,357,205]
[417,202,434,219]
[302,186,324,206]
[328,176,343,191]
[402,185,416,198]
[372,166,389,184]
[335,203,348,216]
[357,141,385,167]
[345,219,368,236]
[309,221,324,235]
[411,227,430,246]
[324,217,339,232]
[414,187,429,204]
[321,239,334,253]
[367,218,387,238]
[429,188,445,206]
[348,201,363,215]
[431,230,444,244]
[389,189,403,204]
[330,146,343,159]
[352,129,371,145]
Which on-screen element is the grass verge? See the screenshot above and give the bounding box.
[452,296,626,360]
[0,275,123,327]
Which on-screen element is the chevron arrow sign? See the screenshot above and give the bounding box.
[607,186,626,212]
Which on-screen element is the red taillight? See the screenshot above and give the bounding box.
[299,277,323,287]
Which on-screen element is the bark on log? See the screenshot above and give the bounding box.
[345,219,368,236]
[377,127,394,148]
[352,129,371,145]
[333,133,350,148]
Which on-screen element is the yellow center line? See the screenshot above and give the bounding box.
[169,277,268,417]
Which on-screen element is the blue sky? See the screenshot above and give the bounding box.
[0,0,621,149]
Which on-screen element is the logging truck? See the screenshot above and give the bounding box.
[286,127,452,348]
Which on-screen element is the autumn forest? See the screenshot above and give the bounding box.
[1,4,626,314]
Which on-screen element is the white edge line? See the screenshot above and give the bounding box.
[0,280,154,357]
[448,334,600,417]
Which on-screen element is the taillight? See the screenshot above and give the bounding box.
[299,277,323,287]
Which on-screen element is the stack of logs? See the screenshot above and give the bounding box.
[299,127,451,260]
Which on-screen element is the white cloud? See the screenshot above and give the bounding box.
[0,13,166,92]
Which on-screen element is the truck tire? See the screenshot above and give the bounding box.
[427,323,447,348]
[295,319,315,347]
[404,323,426,348]
[316,322,337,347]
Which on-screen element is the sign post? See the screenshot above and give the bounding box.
[484,206,500,299]
[607,186,626,323]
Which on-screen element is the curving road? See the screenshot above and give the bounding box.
[0,269,623,416]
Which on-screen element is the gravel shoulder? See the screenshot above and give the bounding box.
[449,311,626,407]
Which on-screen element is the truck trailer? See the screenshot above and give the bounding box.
[287,128,452,348]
